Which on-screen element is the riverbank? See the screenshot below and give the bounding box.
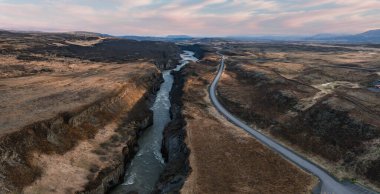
[0,63,162,193]
[0,31,180,193]
[110,51,197,194]
[162,52,317,193]
[155,63,190,193]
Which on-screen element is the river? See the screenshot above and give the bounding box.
[110,51,198,194]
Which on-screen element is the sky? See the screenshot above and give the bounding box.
[0,0,379,36]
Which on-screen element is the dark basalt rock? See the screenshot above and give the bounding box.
[155,70,190,193]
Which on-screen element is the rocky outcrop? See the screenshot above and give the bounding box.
[155,70,190,193]
[30,39,182,70]
[179,44,206,60]
[0,31,182,70]
[77,99,156,194]
[0,71,162,193]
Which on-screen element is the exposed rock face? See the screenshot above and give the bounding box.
[0,31,181,70]
[78,116,154,194]
[0,71,162,193]
[0,30,183,193]
[155,70,190,193]
[179,44,206,60]
[29,39,181,70]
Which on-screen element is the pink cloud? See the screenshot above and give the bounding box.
[0,0,379,35]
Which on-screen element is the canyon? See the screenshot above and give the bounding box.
[1,30,379,194]
[0,31,179,193]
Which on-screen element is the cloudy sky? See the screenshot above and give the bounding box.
[0,0,379,36]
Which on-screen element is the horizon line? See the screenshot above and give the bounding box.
[2,27,378,38]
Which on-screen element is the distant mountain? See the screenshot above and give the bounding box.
[305,29,380,43]
[119,35,193,42]
[3,29,380,43]
[0,29,13,34]
[343,29,380,42]
[118,35,167,41]
[227,35,308,41]
[308,33,349,40]
[357,29,380,37]
[227,29,380,43]
[166,35,192,39]
[0,29,112,38]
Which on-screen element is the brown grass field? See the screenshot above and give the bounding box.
[179,54,317,194]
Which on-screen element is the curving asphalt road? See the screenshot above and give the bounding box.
[209,53,378,194]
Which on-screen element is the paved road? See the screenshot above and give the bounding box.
[209,54,378,194]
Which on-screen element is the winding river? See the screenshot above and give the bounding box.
[111,51,198,194]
